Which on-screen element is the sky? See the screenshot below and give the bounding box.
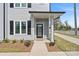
[51,3,79,28]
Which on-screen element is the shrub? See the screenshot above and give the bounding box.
[3,38,9,43]
[20,39,24,43]
[49,42,55,46]
[12,40,16,44]
[24,40,31,47]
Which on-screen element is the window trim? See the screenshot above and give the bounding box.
[14,3,21,8]
[14,20,27,35]
[14,3,27,8]
[15,21,20,34]
[21,3,27,8]
[21,21,26,34]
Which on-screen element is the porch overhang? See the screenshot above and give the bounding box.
[29,11,65,19]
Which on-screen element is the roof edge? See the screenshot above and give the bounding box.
[29,11,65,13]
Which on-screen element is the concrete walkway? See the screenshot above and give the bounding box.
[55,33,79,45]
[0,40,66,56]
[30,40,66,56]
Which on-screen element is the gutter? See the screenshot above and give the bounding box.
[3,3,5,39]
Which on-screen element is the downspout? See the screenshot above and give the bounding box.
[3,3,5,39]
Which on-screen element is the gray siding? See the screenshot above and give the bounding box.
[5,3,49,40]
[0,4,3,41]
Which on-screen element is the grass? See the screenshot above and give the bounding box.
[55,31,79,39]
[0,48,22,52]
[55,36,79,51]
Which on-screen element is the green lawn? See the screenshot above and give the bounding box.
[55,36,79,51]
[0,48,22,52]
[55,31,79,39]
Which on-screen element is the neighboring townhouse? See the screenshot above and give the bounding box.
[0,3,65,43]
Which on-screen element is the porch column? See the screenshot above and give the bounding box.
[49,16,54,42]
[31,15,35,40]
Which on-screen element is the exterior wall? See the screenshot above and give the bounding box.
[5,3,49,40]
[0,4,3,41]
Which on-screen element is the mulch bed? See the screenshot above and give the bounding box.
[0,41,33,52]
[45,42,60,52]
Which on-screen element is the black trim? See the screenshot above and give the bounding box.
[10,21,14,35]
[3,3,5,39]
[10,3,14,8]
[29,11,65,13]
[28,3,31,8]
[27,21,31,35]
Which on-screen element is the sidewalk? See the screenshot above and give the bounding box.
[55,33,79,45]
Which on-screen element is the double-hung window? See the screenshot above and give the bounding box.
[14,3,26,8]
[10,20,31,35]
[14,21,26,34]
[21,21,26,34]
[15,3,20,7]
[10,3,31,8]
[15,21,20,34]
[21,3,26,7]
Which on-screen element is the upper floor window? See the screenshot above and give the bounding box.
[15,3,20,7]
[21,3,26,7]
[15,21,20,34]
[28,3,31,8]
[10,3,31,8]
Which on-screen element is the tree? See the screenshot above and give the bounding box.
[64,20,72,30]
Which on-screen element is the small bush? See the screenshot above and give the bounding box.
[3,38,9,43]
[49,42,55,46]
[12,40,16,44]
[24,40,31,47]
[20,39,24,43]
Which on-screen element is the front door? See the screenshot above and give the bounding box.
[36,24,43,38]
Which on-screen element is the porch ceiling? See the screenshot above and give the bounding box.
[29,11,65,19]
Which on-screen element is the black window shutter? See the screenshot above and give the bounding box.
[28,3,31,8]
[10,21,14,35]
[27,21,31,35]
[10,3,14,8]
